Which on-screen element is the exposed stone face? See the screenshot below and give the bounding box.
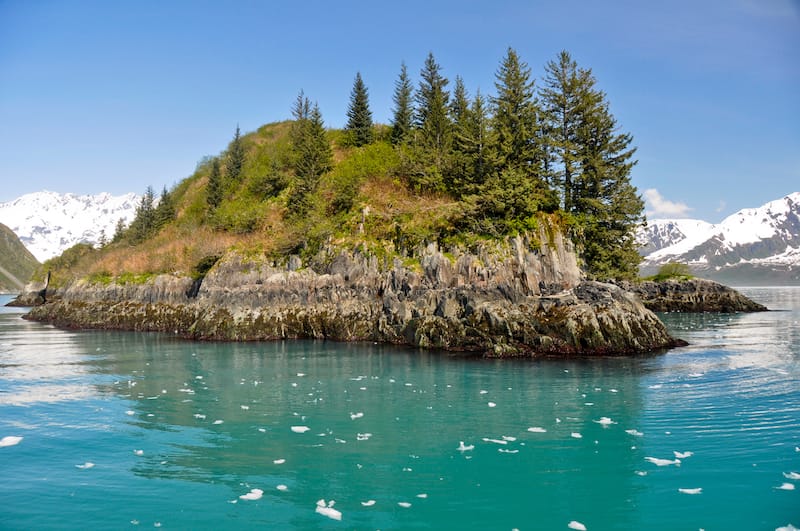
[620,279,768,313]
[21,225,685,357]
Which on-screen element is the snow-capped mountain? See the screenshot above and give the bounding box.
[0,191,140,262]
[639,192,800,284]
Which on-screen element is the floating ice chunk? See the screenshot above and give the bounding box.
[240,488,263,500]
[625,429,644,437]
[315,499,342,521]
[240,405,250,410]
[499,449,519,454]
[556,418,562,423]
[783,472,800,480]
[273,459,286,465]
[213,420,224,425]
[528,427,547,433]
[361,500,376,506]
[195,376,203,380]
[134,449,144,456]
[0,436,23,447]
[297,373,306,377]
[125,410,135,416]
[480,390,488,395]
[194,414,206,419]
[502,436,517,442]
[796,447,800,452]
[76,462,95,469]
[488,402,497,408]
[688,372,704,378]
[571,433,583,439]
[649,384,663,389]
[594,417,616,427]
[276,485,288,491]
[482,437,507,445]
[398,502,411,508]
[258,428,266,433]
[678,488,702,495]
[568,521,587,530]
[350,412,364,420]
[776,483,796,491]
[403,467,413,472]
[357,433,372,441]
[609,389,619,393]
[775,525,799,531]
[644,457,680,467]
[335,438,347,444]
[291,426,310,433]
[674,451,694,459]
[457,441,474,452]
[416,493,428,498]
[634,471,647,476]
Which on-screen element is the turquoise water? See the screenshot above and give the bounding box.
[1,289,799,530]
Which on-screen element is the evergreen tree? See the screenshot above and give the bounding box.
[449,76,469,124]
[490,47,541,176]
[128,186,156,243]
[390,62,414,145]
[225,125,245,187]
[412,52,451,190]
[154,186,176,229]
[288,92,332,214]
[451,89,491,195]
[540,51,643,279]
[112,217,126,243]
[345,72,373,146]
[206,158,223,209]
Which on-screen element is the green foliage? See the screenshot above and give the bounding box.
[0,222,39,291]
[127,186,157,244]
[345,72,373,147]
[206,158,223,209]
[192,254,222,280]
[210,197,266,233]
[154,186,176,229]
[647,262,694,282]
[225,125,245,187]
[390,62,414,145]
[288,93,333,216]
[409,52,451,191]
[328,142,400,214]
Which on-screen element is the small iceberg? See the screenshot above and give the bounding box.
[0,436,23,448]
[315,499,342,521]
[488,402,497,408]
[291,426,310,433]
[570,432,583,439]
[276,485,288,491]
[240,488,263,501]
[482,437,507,445]
[678,487,702,495]
[625,429,644,437]
[133,449,144,456]
[361,500,376,507]
[273,458,286,465]
[783,472,800,480]
[350,412,364,420]
[594,417,616,427]
[457,441,474,452]
[568,521,587,530]
[356,433,372,441]
[398,501,412,508]
[673,451,693,459]
[775,483,796,491]
[527,427,547,433]
[76,462,95,469]
[645,456,681,467]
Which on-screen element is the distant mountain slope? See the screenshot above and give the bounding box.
[0,222,39,293]
[639,192,800,284]
[0,191,140,262]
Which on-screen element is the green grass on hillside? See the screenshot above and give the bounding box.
[0,223,39,292]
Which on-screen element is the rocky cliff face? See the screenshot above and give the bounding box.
[22,225,684,357]
[620,279,768,313]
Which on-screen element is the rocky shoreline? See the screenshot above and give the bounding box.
[11,227,763,357]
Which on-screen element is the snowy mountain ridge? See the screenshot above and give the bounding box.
[0,190,140,262]
[639,192,800,283]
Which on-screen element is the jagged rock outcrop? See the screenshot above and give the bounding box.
[620,278,767,313]
[21,227,685,357]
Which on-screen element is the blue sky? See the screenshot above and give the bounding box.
[1,0,797,221]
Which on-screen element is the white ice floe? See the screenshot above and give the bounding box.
[528,427,547,433]
[315,499,342,520]
[678,488,702,495]
[645,457,681,467]
[649,384,663,389]
[499,449,519,454]
[571,433,583,439]
[457,441,475,452]
[416,493,428,498]
[634,471,647,476]
[240,405,250,410]
[594,417,616,427]
[568,521,587,530]
[673,450,693,459]
[213,420,224,425]
[480,390,488,394]
[625,429,644,437]
[0,436,23,447]
[134,449,144,456]
[776,483,796,491]
[297,373,306,377]
[502,436,517,442]
[775,525,799,531]
[335,438,347,444]
[783,472,800,480]
[357,433,372,441]
[125,410,135,416]
[76,462,95,469]
[350,412,364,420]
[488,402,497,408]
[193,414,206,420]
[273,459,286,465]
[291,426,310,433]
[240,488,263,501]
[482,437,508,445]
[276,485,288,491]
[398,502,412,508]
[361,500,376,506]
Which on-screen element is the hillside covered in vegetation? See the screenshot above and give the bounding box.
[0,223,39,293]
[36,48,644,288]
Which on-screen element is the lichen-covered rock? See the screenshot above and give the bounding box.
[621,279,767,313]
[23,225,684,357]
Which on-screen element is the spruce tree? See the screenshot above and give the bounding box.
[206,158,223,209]
[226,125,245,187]
[451,90,491,195]
[154,186,176,229]
[345,72,373,146]
[412,52,451,190]
[390,62,414,145]
[288,93,332,214]
[128,186,156,243]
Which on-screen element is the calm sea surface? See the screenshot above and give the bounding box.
[1,289,798,530]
